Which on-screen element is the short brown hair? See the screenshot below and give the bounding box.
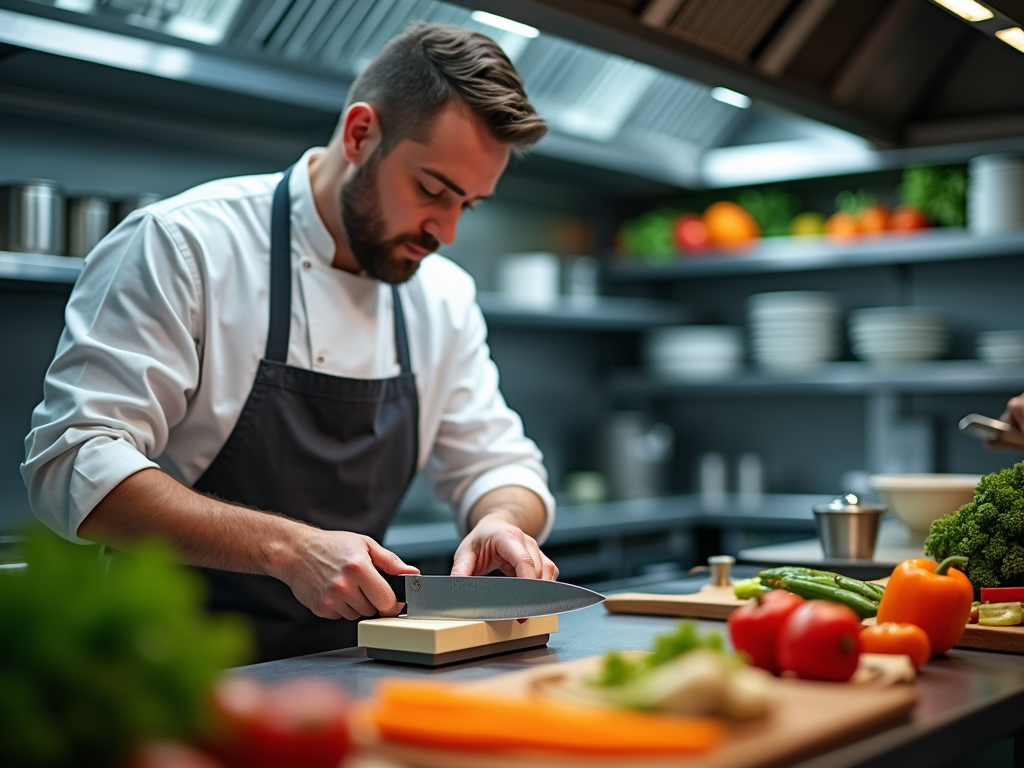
[344,22,547,154]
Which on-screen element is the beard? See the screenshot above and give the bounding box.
[340,152,439,285]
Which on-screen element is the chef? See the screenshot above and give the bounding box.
[21,22,557,662]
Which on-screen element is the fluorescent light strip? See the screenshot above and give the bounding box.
[710,87,752,109]
[996,26,1024,52]
[470,10,539,38]
[932,0,994,22]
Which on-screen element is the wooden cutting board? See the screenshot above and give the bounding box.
[604,585,748,620]
[956,624,1024,653]
[357,654,917,768]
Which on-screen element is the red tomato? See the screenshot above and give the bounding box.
[728,590,806,674]
[888,204,929,232]
[673,213,710,254]
[209,677,353,768]
[776,600,862,682]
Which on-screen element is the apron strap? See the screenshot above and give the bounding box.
[266,165,295,363]
[266,163,413,374]
[391,286,412,374]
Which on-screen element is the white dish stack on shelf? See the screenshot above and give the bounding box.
[747,292,840,372]
[848,308,947,366]
[644,326,743,380]
[976,330,1024,365]
[968,155,1024,234]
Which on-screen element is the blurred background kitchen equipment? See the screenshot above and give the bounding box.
[561,470,608,506]
[67,196,112,258]
[698,451,727,511]
[869,474,980,546]
[968,155,1024,235]
[644,325,742,380]
[601,411,674,500]
[115,193,162,225]
[562,255,598,305]
[812,494,887,560]
[0,181,65,255]
[976,330,1024,365]
[849,307,947,365]
[737,452,764,509]
[747,291,840,372]
[496,251,559,308]
[959,413,1024,447]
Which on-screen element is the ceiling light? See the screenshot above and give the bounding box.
[470,11,539,38]
[996,26,1024,52]
[931,0,994,22]
[710,87,752,109]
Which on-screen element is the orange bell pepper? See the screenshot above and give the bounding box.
[860,622,931,670]
[876,556,973,655]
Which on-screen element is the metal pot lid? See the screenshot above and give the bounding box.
[813,493,887,514]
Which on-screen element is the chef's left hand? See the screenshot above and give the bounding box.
[451,513,558,579]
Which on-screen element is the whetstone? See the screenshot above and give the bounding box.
[359,615,558,667]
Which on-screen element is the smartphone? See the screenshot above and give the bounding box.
[959,413,1024,447]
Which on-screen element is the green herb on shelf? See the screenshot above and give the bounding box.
[737,189,800,238]
[835,189,876,215]
[617,208,678,262]
[0,527,252,768]
[899,165,967,227]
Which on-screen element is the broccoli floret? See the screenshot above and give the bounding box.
[924,461,1024,587]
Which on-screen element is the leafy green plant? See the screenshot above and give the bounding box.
[0,527,252,767]
[617,208,678,262]
[737,189,800,237]
[899,165,967,227]
[591,622,727,687]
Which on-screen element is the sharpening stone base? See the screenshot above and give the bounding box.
[366,634,550,667]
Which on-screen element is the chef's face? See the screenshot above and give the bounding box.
[341,101,510,284]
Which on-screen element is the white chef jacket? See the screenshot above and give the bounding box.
[22,148,554,545]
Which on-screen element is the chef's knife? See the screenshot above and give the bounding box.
[378,573,604,620]
[959,413,1024,447]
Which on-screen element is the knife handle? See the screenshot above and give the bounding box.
[376,569,407,603]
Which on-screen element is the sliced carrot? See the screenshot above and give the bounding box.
[365,679,724,756]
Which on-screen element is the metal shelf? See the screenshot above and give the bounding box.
[477,292,685,330]
[606,229,1024,280]
[612,360,1024,397]
[0,252,84,284]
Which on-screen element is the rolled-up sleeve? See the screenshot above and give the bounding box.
[21,213,202,543]
[425,292,555,543]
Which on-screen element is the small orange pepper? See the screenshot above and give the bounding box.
[860,622,931,670]
[876,556,973,656]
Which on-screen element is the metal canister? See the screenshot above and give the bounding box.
[67,196,112,258]
[0,181,65,255]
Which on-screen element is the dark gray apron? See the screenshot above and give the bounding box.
[192,166,419,662]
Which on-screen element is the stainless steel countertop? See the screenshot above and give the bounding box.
[236,573,1024,768]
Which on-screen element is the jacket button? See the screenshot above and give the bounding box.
[315,355,325,365]
[302,260,312,270]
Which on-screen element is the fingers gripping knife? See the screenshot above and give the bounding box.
[359,575,605,667]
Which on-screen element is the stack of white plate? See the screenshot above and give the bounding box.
[968,155,1024,234]
[747,292,840,372]
[977,330,1024,365]
[644,326,743,380]
[849,308,947,365]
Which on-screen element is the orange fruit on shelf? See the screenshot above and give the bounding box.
[857,205,890,237]
[825,211,859,241]
[703,201,760,252]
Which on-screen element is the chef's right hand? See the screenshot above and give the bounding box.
[994,393,1024,452]
[279,530,419,620]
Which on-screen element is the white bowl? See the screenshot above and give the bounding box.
[869,474,980,543]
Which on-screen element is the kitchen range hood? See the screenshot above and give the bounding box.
[2,0,1022,189]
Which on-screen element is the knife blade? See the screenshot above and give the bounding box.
[378,573,605,620]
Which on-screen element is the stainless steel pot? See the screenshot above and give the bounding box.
[0,181,65,255]
[67,196,112,258]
